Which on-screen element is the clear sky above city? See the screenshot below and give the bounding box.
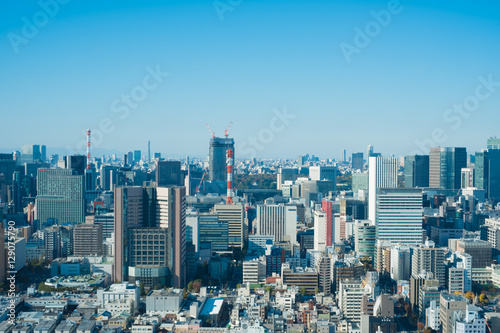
[1,0,499,159]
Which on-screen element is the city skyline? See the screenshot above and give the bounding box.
[2,0,499,158]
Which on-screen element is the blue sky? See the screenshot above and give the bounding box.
[1,0,499,159]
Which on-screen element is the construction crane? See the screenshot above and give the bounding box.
[206,124,215,138]
[195,172,208,194]
[224,121,233,138]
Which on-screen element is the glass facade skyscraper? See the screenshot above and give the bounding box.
[199,214,228,252]
[429,147,467,190]
[376,188,423,245]
[404,155,429,188]
[209,137,234,181]
[35,168,84,224]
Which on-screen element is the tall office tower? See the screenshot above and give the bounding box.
[256,203,297,242]
[154,186,186,288]
[376,188,423,245]
[429,147,467,190]
[65,155,86,175]
[448,251,472,294]
[0,153,16,186]
[317,255,331,294]
[100,165,119,191]
[214,203,245,249]
[461,168,475,188]
[156,161,183,186]
[297,154,307,166]
[367,145,374,159]
[186,212,199,252]
[128,227,170,287]
[487,136,500,150]
[35,169,85,224]
[340,149,346,162]
[21,144,41,164]
[368,156,398,223]
[93,213,114,241]
[133,150,141,163]
[321,199,334,246]
[114,186,187,288]
[352,153,364,171]
[487,150,500,200]
[85,129,95,191]
[404,155,429,188]
[309,166,337,183]
[73,223,103,256]
[114,187,145,282]
[44,228,62,261]
[455,239,491,268]
[314,210,327,251]
[352,173,369,194]
[475,149,500,200]
[411,240,445,286]
[199,214,228,252]
[209,137,234,181]
[390,245,411,281]
[339,280,373,325]
[475,151,488,194]
[277,168,298,190]
[40,145,46,162]
[354,220,376,260]
[25,162,49,180]
[266,247,285,277]
[439,294,467,333]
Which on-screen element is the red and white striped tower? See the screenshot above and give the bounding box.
[226,148,234,204]
[86,129,91,169]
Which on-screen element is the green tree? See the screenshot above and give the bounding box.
[479,293,489,304]
[464,291,475,302]
[139,283,146,296]
[300,287,307,296]
[187,281,193,291]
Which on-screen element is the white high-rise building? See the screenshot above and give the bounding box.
[242,257,266,285]
[461,168,475,189]
[314,210,327,252]
[368,156,398,223]
[339,280,374,324]
[412,240,445,287]
[390,245,411,282]
[256,202,297,243]
[425,301,440,331]
[376,188,423,245]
